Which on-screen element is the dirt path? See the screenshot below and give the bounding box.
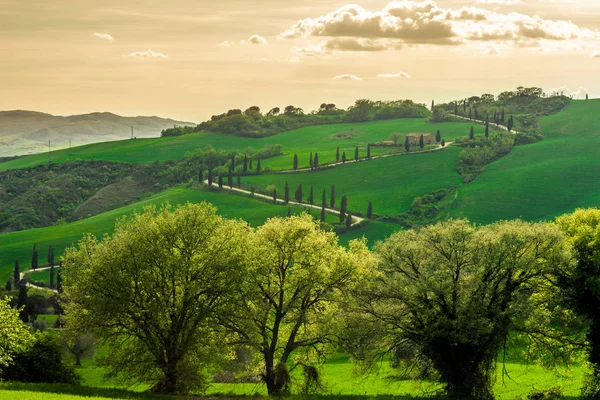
[450,114,518,135]
[20,266,58,292]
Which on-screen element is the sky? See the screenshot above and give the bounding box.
[0,0,599,122]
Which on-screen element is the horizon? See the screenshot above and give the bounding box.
[1,0,598,121]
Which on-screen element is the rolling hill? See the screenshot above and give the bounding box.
[0,110,194,157]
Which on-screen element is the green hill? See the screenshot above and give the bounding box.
[448,100,600,223]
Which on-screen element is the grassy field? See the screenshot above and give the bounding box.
[0,186,400,283]
[0,119,492,172]
[448,100,600,223]
[243,147,464,217]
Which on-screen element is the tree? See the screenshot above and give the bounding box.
[339,196,347,222]
[485,116,490,137]
[322,189,327,208]
[295,184,303,203]
[62,203,249,394]
[228,169,233,188]
[56,269,63,293]
[330,185,336,208]
[436,130,441,143]
[237,173,241,188]
[48,245,52,265]
[367,144,371,159]
[31,244,38,270]
[501,107,505,123]
[469,108,472,120]
[13,259,20,289]
[314,153,319,169]
[336,146,340,162]
[243,155,248,172]
[367,201,372,219]
[354,146,359,161]
[272,187,277,203]
[454,102,458,115]
[199,169,203,183]
[308,186,314,205]
[208,169,213,186]
[419,134,424,149]
[287,207,291,218]
[293,154,298,170]
[431,100,435,111]
[342,152,346,163]
[17,286,28,323]
[348,219,572,399]
[284,181,290,204]
[249,157,253,170]
[218,174,223,188]
[257,159,261,173]
[390,133,402,145]
[404,136,410,152]
[267,107,280,117]
[50,262,55,289]
[231,154,236,169]
[309,152,313,170]
[469,126,475,140]
[0,297,31,368]
[5,280,11,291]
[345,213,352,228]
[220,215,367,395]
[587,93,589,100]
[441,139,446,147]
[320,206,326,222]
[507,115,514,132]
[60,332,95,366]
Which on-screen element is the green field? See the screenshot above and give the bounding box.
[243,147,463,217]
[449,100,600,223]
[0,118,491,173]
[0,186,399,283]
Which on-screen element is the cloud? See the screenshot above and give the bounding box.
[592,51,600,58]
[92,32,114,41]
[242,34,268,45]
[332,74,363,81]
[287,56,301,63]
[278,1,599,52]
[485,47,500,55]
[127,49,167,58]
[219,41,233,47]
[376,72,411,79]
[475,0,520,4]
[548,85,588,99]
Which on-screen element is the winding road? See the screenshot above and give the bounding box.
[20,266,58,293]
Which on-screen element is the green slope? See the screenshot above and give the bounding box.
[0,187,399,283]
[0,118,491,172]
[243,147,463,216]
[449,100,600,223]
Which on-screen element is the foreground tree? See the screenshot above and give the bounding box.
[0,297,32,368]
[220,215,370,395]
[348,219,572,399]
[62,203,249,394]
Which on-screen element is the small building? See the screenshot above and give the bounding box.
[406,133,435,146]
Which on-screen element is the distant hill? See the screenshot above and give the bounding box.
[0,110,195,157]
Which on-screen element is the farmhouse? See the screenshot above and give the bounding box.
[406,133,435,146]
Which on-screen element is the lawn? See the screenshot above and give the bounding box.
[243,147,464,217]
[0,118,492,173]
[448,100,600,224]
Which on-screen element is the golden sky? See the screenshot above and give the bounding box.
[1,0,598,121]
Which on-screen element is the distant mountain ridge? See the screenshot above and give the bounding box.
[0,110,195,157]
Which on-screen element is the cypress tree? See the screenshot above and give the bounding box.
[231,154,236,169]
[354,146,359,161]
[293,154,298,170]
[419,134,424,149]
[309,152,313,170]
[367,201,373,219]
[208,168,213,186]
[507,115,514,132]
[485,117,490,137]
[273,187,277,203]
[308,186,314,205]
[346,213,352,228]
[287,207,291,218]
[342,152,346,163]
[295,184,303,203]
[284,181,290,204]
[501,108,505,123]
[367,143,371,159]
[243,155,248,171]
[50,262,55,289]
[436,130,441,143]
[404,136,410,152]
[463,100,467,112]
[320,206,326,222]
[31,244,38,270]
[218,174,223,188]
[314,153,319,169]
[56,268,63,294]
[586,93,589,100]
[249,158,253,170]
[50,247,54,266]
[474,106,479,120]
[454,102,458,115]
[469,108,472,120]
[17,286,28,323]
[493,111,498,124]
[237,173,241,188]
[469,126,475,140]
[339,195,347,222]
[336,146,340,162]
[228,168,233,188]
[330,185,336,208]
[257,159,261,173]
[5,280,11,291]
[441,139,446,147]
[431,100,435,111]
[322,189,327,207]
[47,245,52,265]
[199,169,203,183]
[13,259,19,289]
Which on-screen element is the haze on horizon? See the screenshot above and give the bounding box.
[1,0,598,122]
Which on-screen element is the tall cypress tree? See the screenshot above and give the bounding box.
[431,100,435,111]
[208,168,213,186]
[441,139,446,147]
[469,126,475,140]
[50,262,55,289]
[322,189,327,207]
[336,146,340,162]
[228,168,233,188]
[308,186,314,205]
[419,134,424,149]
[314,153,319,169]
[293,154,298,170]
[367,143,371,159]
[50,247,54,266]
[501,108,505,123]
[257,159,261,173]
[485,117,490,137]
[330,185,336,208]
[342,152,346,163]
[249,157,253,170]
[47,245,52,265]
[5,281,11,291]
[354,146,359,161]
[454,102,458,115]
[339,195,347,222]
[287,207,291,218]
[309,152,314,170]
[199,169,203,183]
[243,155,248,172]
[17,286,28,323]
[346,213,352,228]
[436,130,441,143]
[284,182,290,204]
[507,115,514,132]
[31,245,38,270]
[469,108,472,120]
[367,201,373,219]
[320,206,326,222]
[463,100,467,112]
[13,259,19,288]
[474,106,479,120]
[295,184,303,203]
[231,154,236,169]
[273,187,277,203]
[56,268,63,294]
[218,174,223,188]
[404,136,410,152]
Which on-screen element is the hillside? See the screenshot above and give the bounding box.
[0,110,194,157]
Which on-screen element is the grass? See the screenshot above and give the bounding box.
[0,119,493,173]
[0,186,400,283]
[243,147,464,217]
[448,100,600,223]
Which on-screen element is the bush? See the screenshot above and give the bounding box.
[1,333,81,384]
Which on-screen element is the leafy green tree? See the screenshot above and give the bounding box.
[295,184,303,203]
[31,244,38,270]
[62,203,249,394]
[314,153,319,169]
[469,126,475,140]
[367,201,372,219]
[231,154,236,169]
[322,189,327,208]
[330,185,335,208]
[419,134,424,149]
[507,115,514,132]
[404,136,410,152]
[249,157,253,170]
[354,146,359,161]
[339,196,347,222]
[345,213,352,228]
[293,154,298,170]
[220,215,368,395]
[284,181,290,204]
[436,130,441,143]
[308,186,314,205]
[342,152,346,163]
[0,297,31,368]
[348,219,572,399]
[13,259,20,289]
[198,169,203,183]
[59,332,96,367]
[336,146,340,162]
[431,100,435,111]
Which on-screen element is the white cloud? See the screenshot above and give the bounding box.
[376,72,411,79]
[332,74,363,81]
[219,41,233,47]
[92,32,114,41]
[592,51,600,58]
[242,34,268,45]
[547,85,588,99]
[127,49,167,58]
[475,0,520,4]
